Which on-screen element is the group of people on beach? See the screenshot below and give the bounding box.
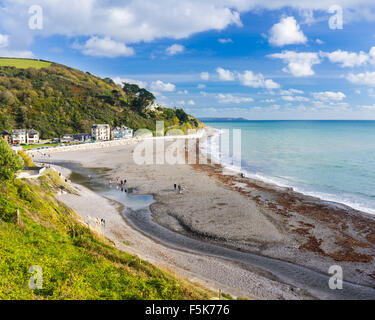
[109,177,127,185]
[109,177,129,193]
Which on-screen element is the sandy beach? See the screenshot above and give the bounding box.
[33,130,375,299]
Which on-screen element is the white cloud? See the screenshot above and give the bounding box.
[197,84,206,89]
[269,51,321,77]
[0,49,33,58]
[216,94,254,104]
[315,39,324,44]
[263,99,276,103]
[312,91,346,101]
[280,88,304,95]
[218,38,233,44]
[177,90,189,94]
[281,95,309,102]
[216,67,235,81]
[150,80,176,92]
[238,70,280,89]
[0,34,9,48]
[360,105,375,110]
[75,36,134,58]
[166,44,185,55]
[322,49,369,67]
[3,0,375,58]
[112,77,147,88]
[347,72,375,86]
[0,1,244,48]
[268,16,307,47]
[200,72,210,81]
[176,99,195,106]
[0,33,33,58]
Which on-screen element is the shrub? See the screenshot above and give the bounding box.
[0,138,24,181]
[17,150,34,167]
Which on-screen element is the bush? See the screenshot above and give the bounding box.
[17,150,34,167]
[0,138,24,181]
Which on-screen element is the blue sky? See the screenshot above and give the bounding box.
[2,1,375,119]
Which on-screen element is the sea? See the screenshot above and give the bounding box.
[201,120,375,215]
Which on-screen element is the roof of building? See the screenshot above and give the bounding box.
[12,129,27,134]
[113,126,132,131]
[92,124,110,128]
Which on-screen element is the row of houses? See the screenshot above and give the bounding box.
[1,129,40,145]
[60,125,133,143]
[1,124,134,146]
[91,124,133,141]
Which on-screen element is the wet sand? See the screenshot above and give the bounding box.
[33,130,375,299]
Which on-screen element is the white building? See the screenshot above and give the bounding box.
[91,124,110,141]
[27,129,39,145]
[11,129,40,145]
[146,101,162,112]
[11,129,27,145]
[112,126,133,140]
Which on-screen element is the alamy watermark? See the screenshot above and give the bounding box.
[132,121,242,169]
[328,265,343,290]
[328,5,343,30]
[28,265,43,290]
[28,5,43,30]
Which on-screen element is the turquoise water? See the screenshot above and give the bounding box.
[203,120,375,214]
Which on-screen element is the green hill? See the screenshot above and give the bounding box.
[0,58,202,138]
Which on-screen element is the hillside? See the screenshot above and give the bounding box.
[0,58,202,138]
[0,139,212,299]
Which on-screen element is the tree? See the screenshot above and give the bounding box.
[0,138,24,182]
[18,150,34,167]
[0,90,16,106]
[162,108,175,119]
[138,88,155,102]
[122,83,141,95]
[173,116,180,126]
[176,108,188,123]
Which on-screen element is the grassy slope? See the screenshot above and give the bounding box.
[0,171,212,300]
[0,58,51,69]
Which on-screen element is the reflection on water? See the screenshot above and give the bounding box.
[56,161,375,300]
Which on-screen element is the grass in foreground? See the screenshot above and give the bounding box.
[0,170,213,300]
[0,58,51,69]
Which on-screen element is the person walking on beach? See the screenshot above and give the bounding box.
[174,183,177,190]
[178,184,182,194]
